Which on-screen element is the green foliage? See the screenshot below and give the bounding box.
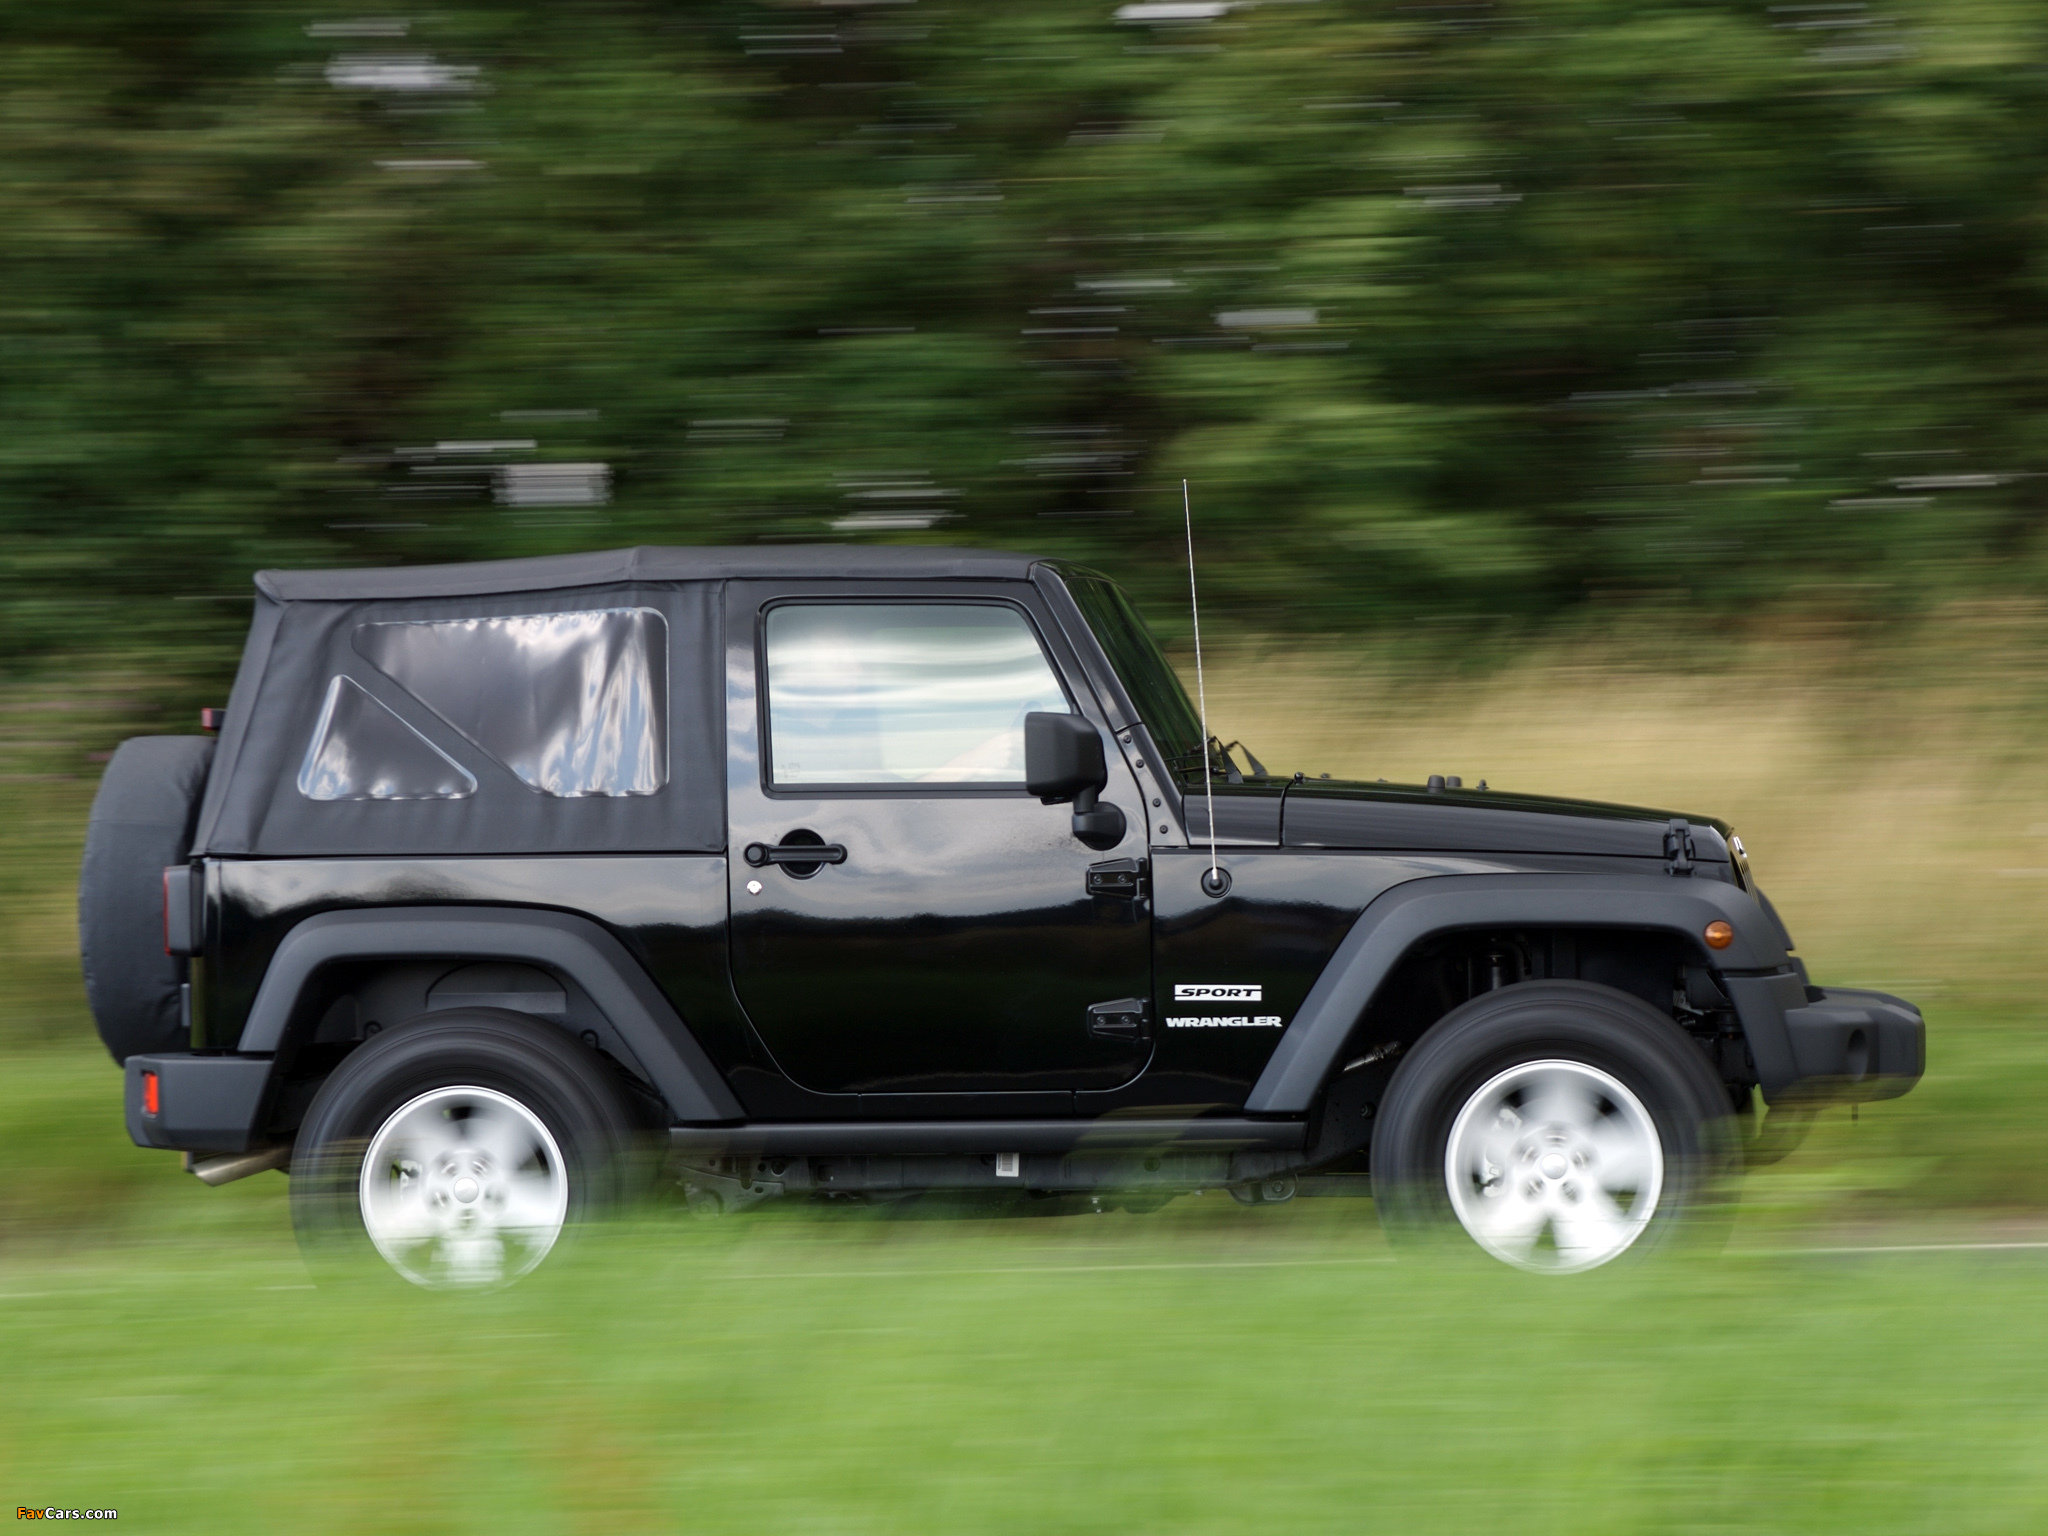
[4,1,2047,652]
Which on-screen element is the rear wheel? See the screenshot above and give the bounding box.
[291,1010,647,1290]
[1370,981,1735,1273]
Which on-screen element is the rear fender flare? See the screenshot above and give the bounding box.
[1244,872,1790,1114]
[236,906,743,1123]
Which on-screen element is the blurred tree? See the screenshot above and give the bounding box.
[1,0,2043,662]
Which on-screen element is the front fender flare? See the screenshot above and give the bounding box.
[1243,872,1789,1114]
[236,906,744,1124]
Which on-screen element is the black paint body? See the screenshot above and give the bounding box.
[721,580,1151,1104]
[149,544,1913,1162]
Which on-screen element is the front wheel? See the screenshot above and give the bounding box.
[291,1010,647,1290]
[1370,982,1735,1274]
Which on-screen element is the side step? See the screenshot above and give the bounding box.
[669,1117,1306,1157]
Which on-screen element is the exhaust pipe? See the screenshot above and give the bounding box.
[183,1143,291,1186]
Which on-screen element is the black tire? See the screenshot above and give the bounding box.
[290,1010,649,1289]
[78,735,214,1063]
[1370,981,1736,1272]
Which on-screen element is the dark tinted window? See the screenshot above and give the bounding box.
[1058,571,1204,779]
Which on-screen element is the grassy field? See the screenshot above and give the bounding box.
[5,616,2048,1530]
[9,1213,2048,1534]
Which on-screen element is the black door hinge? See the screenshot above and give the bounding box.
[1087,857,1147,899]
[1664,818,1696,877]
[1088,997,1150,1042]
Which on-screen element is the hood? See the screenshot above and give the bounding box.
[1279,779,1731,861]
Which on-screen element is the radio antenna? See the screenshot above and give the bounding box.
[1183,479,1222,895]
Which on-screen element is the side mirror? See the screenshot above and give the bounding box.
[1026,712,1105,804]
[1024,712,1127,851]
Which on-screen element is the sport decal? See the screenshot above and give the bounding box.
[1173,983,1262,1002]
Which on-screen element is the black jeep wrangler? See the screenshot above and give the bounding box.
[80,546,1923,1285]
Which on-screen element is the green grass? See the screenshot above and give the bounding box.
[8,628,2048,1530]
[5,1210,2048,1533]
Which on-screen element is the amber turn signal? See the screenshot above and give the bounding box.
[1703,920,1734,950]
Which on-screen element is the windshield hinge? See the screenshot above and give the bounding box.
[1663,818,1697,877]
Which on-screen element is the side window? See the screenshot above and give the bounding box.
[298,676,477,802]
[764,603,1070,787]
[354,608,668,797]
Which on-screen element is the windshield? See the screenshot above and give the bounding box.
[1055,567,1206,781]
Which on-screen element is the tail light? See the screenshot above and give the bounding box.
[142,1071,160,1117]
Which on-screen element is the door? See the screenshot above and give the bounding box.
[725,582,1153,1099]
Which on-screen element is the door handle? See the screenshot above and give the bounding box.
[744,841,848,869]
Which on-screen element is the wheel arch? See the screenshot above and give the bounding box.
[238,906,744,1128]
[1248,872,1789,1119]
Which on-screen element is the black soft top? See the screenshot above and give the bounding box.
[257,545,1041,603]
[199,543,1061,860]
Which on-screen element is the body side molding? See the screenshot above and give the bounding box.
[1243,872,1792,1114]
[236,906,744,1123]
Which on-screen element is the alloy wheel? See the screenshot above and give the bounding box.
[1443,1059,1664,1273]
[359,1085,570,1290]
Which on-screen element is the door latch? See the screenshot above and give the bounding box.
[1088,997,1150,1042]
[745,841,848,867]
[745,831,848,880]
[1086,857,1147,899]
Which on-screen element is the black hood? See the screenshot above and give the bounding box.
[1277,779,1731,861]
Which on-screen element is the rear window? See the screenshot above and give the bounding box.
[297,676,477,802]
[352,608,668,797]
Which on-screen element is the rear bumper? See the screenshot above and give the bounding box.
[1723,972,1925,1105]
[125,1053,274,1152]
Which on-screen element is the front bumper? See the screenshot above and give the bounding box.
[1722,972,1925,1105]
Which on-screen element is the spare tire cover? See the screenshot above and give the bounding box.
[78,736,214,1063]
